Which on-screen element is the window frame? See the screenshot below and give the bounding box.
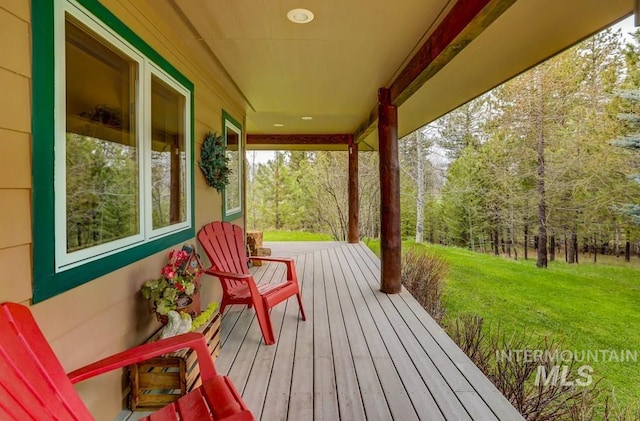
[222,110,243,221]
[145,64,193,238]
[32,0,195,302]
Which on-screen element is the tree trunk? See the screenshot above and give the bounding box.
[593,234,597,263]
[549,235,555,262]
[468,210,475,252]
[348,138,359,243]
[415,132,425,243]
[524,224,529,260]
[626,230,631,262]
[615,226,621,257]
[274,153,281,230]
[493,228,499,256]
[250,152,257,229]
[573,232,579,264]
[535,76,548,269]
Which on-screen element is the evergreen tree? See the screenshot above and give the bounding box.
[614,95,640,220]
[612,29,640,225]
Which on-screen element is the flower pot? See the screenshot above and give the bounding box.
[155,288,201,325]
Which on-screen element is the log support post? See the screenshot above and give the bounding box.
[348,135,359,243]
[378,88,401,294]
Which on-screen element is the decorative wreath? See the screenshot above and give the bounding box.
[198,131,231,193]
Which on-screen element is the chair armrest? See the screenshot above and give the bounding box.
[249,257,298,282]
[67,332,216,384]
[249,256,294,264]
[204,268,253,281]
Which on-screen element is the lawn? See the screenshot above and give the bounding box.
[367,240,640,408]
[262,230,334,241]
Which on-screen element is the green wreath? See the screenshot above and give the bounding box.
[198,131,231,193]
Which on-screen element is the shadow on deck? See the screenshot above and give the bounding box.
[217,241,523,421]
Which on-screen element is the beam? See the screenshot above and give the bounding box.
[246,134,351,146]
[348,136,359,243]
[353,105,379,145]
[377,88,401,294]
[390,0,517,106]
[353,0,516,142]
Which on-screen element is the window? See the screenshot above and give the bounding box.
[222,111,243,220]
[150,75,188,231]
[32,0,194,301]
[61,16,143,267]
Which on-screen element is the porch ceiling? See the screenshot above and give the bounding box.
[172,0,631,151]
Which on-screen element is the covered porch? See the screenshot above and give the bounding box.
[205,242,520,420]
[2,0,634,418]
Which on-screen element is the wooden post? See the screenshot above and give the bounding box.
[378,88,401,294]
[348,135,359,243]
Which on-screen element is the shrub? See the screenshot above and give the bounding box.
[446,313,492,374]
[445,314,602,420]
[401,248,447,324]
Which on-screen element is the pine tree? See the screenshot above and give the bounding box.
[613,30,640,225]
[613,91,640,224]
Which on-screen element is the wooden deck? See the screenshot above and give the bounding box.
[214,241,522,421]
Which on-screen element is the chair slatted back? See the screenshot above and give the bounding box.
[0,303,93,421]
[198,222,250,290]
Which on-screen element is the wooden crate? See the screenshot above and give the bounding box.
[247,231,264,266]
[128,311,221,411]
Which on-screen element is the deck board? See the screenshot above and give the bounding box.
[259,253,306,420]
[287,250,315,420]
[313,250,340,420]
[343,244,484,420]
[327,247,391,420]
[217,242,524,421]
[353,243,522,420]
[323,248,367,421]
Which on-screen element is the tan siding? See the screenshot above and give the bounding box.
[0,189,31,249]
[0,244,31,303]
[34,251,167,341]
[0,68,30,133]
[0,0,32,308]
[0,7,30,77]
[33,253,167,420]
[195,98,221,130]
[0,129,30,189]
[0,1,30,22]
[195,185,223,229]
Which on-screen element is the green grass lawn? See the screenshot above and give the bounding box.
[262,230,334,241]
[367,240,640,408]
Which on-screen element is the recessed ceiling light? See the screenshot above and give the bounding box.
[274,123,284,127]
[301,116,313,120]
[287,8,314,24]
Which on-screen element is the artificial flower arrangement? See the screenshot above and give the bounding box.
[141,246,201,321]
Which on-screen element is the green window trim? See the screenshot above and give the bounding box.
[32,0,195,303]
[222,110,244,222]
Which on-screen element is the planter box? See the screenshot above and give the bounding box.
[128,311,221,411]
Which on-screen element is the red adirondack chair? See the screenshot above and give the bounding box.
[0,302,253,421]
[197,221,306,345]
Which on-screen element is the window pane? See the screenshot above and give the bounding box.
[151,75,187,229]
[225,128,241,213]
[65,18,139,253]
